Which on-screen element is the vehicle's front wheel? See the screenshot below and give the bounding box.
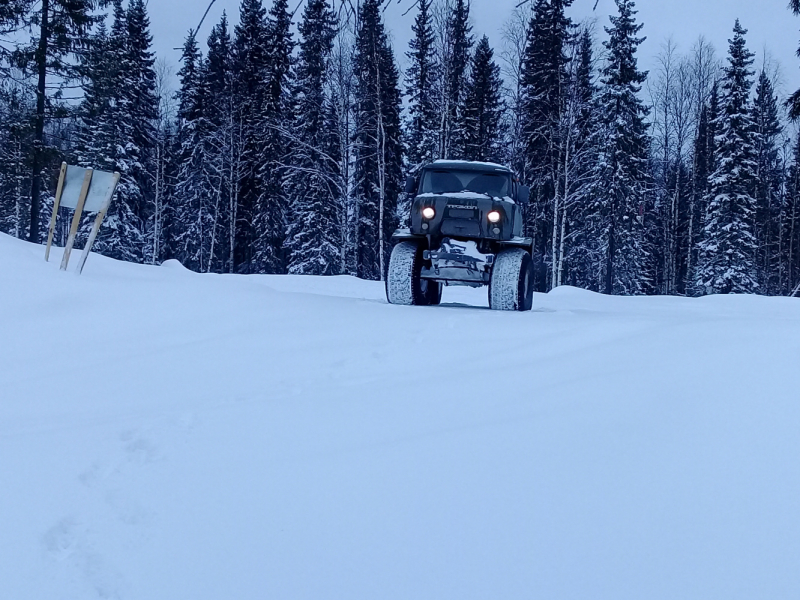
[489,248,534,311]
[386,241,438,306]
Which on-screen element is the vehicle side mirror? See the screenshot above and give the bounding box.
[517,185,530,206]
[404,175,417,195]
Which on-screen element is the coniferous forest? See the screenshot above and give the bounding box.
[2,0,800,297]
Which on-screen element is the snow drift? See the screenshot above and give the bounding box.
[1,232,799,599]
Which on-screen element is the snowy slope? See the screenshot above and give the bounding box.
[1,231,799,600]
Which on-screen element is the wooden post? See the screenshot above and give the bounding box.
[76,172,120,275]
[60,168,93,271]
[45,162,68,261]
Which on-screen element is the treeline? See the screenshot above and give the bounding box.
[1,0,799,296]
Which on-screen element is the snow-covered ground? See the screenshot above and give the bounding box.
[1,231,799,600]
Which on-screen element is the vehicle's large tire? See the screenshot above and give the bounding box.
[489,248,534,311]
[386,241,437,306]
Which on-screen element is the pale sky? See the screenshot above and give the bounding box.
[148,0,800,97]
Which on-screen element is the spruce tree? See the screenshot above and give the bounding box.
[77,1,144,263]
[352,0,403,280]
[788,0,800,119]
[19,0,99,242]
[404,0,438,170]
[0,0,32,76]
[0,84,34,238]
[123,0,159,245]
[232,0,270,272]
[687,82,721,296]
[751,70,783,294]
[562,28,600,291]
[696,20,758,295]
[201,14,235,273]
[519,0,573,290]
[783,130,800,294]
[284,0,341,275]
[172,31,213,271]
[441,0,472,158]
[589,0,650,295]
[686,103,710,295]
[461,35,504,163]
[251,0,295,274]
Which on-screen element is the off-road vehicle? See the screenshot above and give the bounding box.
[386,160,534,311]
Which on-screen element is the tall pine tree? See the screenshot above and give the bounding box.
[252,0,295,273]
[440,0,472,158]
[589,0,650,295]
[20,0,99,242]
[77,1,145,263]
[284,0,341,275]
[404,0,438,170]
[519,0,573,291]
[172,31,214,271]
[124,0,159,261]
[696,20,758,295]
[751,69,783,294]
[352,0,403,280]
[460,35,504,163]
[232,0,270,272]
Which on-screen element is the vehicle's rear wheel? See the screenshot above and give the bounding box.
[386,241,438,306]
[489,248,534,311]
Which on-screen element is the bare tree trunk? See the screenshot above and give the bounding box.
[208,177,223,273]
[789,183,797,295]
[557,140,570,287]
[28,0,50,243]
[551,176,560,290]
[152,141,162,264]
[375,46,386,281]
[14,140,22,239]
[230,122,240,274]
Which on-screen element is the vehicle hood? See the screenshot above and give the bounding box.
[415,192,515,205]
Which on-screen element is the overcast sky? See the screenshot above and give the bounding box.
[148,0,800,97]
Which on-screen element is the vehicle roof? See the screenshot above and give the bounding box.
[425,160,513,174]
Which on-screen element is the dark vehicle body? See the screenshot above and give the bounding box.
[387,161,535,311]
[405,162,527,246]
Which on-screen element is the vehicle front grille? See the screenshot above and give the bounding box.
[441,219,481,237]
[447,208,476,219]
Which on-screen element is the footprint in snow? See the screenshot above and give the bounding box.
[42,518,78,561]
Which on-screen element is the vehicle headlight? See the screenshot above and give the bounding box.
[487,210,501,223]
[422,206,436,219]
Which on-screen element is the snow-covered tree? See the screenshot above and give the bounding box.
[0,83,33,238]
[252,0,295,274]
[124,0,159,244]
[404,0,439,171]
[284,0,341,275]
[696,20,758,295]
[553,26,600,290]
[438,0,473,159]
[783,130,800,294]
[76,1,145,263]
[751,69,784,294]
[561,28,600,290]
[519,0,573,290]
[172,31,214,271]
[588,0,650,295]
[17,0,99,242]
[460,35,505,163]
[232,0,271,272]
[352,0,403,280]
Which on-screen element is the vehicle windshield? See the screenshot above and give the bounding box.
[420,169,511,198]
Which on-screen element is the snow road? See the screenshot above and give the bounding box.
[1,231,799,600]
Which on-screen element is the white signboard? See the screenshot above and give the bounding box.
[60,167,119,213]
[45,162,120,274]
